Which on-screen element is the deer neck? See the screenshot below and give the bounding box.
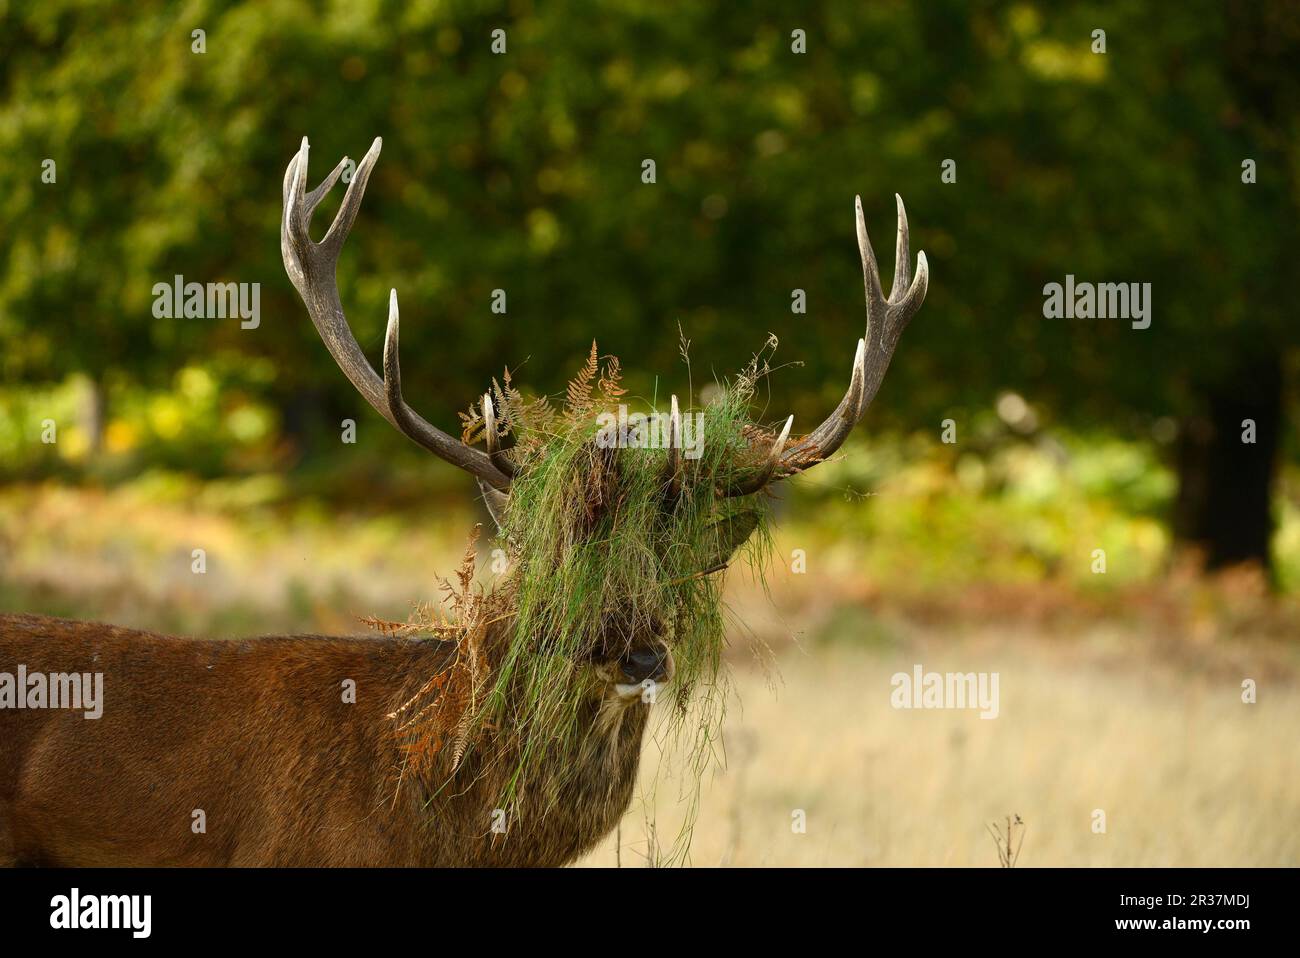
[401,673,652,867]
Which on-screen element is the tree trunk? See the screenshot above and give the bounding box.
[1173,356,1281,576]
[84,375,107,456]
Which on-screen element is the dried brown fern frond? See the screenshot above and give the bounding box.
[458,402,486,445]
[523,392,556,433]
[389,667,456,724]
[497,367,526,427]
[460,365,545,449]
[387,652,459,777]
[514,370,562,434]
[388,525,500,777]
[598,354,627,403]
[490,376,514,431]
[564,340,599,419]
[359,615,422,637]
[448,628,488,771]
[360,604,462,640]
[403,609,494,774]
[432,524,481,621]
[408,600,464,637]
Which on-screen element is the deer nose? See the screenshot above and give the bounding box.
[620,647,670,683]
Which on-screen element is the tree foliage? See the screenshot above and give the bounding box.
[0,1,1296,461]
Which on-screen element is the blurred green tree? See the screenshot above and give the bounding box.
[0,0,1295,569]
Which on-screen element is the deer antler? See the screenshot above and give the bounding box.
[281,136,511,493]
[725,415,794,496]
[664,394,683,498]
[723,194,929,495]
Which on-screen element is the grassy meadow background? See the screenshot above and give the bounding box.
[2,2,1299,866]
[2,414,1297,867]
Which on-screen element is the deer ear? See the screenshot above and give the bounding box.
[699,508,761,572]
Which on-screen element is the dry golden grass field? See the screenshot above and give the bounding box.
[586,621,1300,867]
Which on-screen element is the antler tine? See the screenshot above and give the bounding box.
[856,194,887,314]
[665,395,683,498]
[281,137,511,492]
[305,157,349,219]
[799,339,866,456]
[482,393,518,477]
[779,194,929,468]
[721,414,794,497]
[889,192,912,301]
[382,289,427,447]
[483,392,497,453]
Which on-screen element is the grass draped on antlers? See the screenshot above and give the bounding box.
[378,342,780,834]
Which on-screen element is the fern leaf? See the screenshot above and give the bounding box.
[359,615,419,636]
[459,402,486,445]
[598,354,627,403]
[564,340,599,418]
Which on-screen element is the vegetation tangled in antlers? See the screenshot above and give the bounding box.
[370,343,788,840]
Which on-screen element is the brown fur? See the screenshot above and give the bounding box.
[0,612,649,867]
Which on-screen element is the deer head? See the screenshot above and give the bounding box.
[280,136,928,714]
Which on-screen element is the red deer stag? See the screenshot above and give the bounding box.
[0,137,928,866]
